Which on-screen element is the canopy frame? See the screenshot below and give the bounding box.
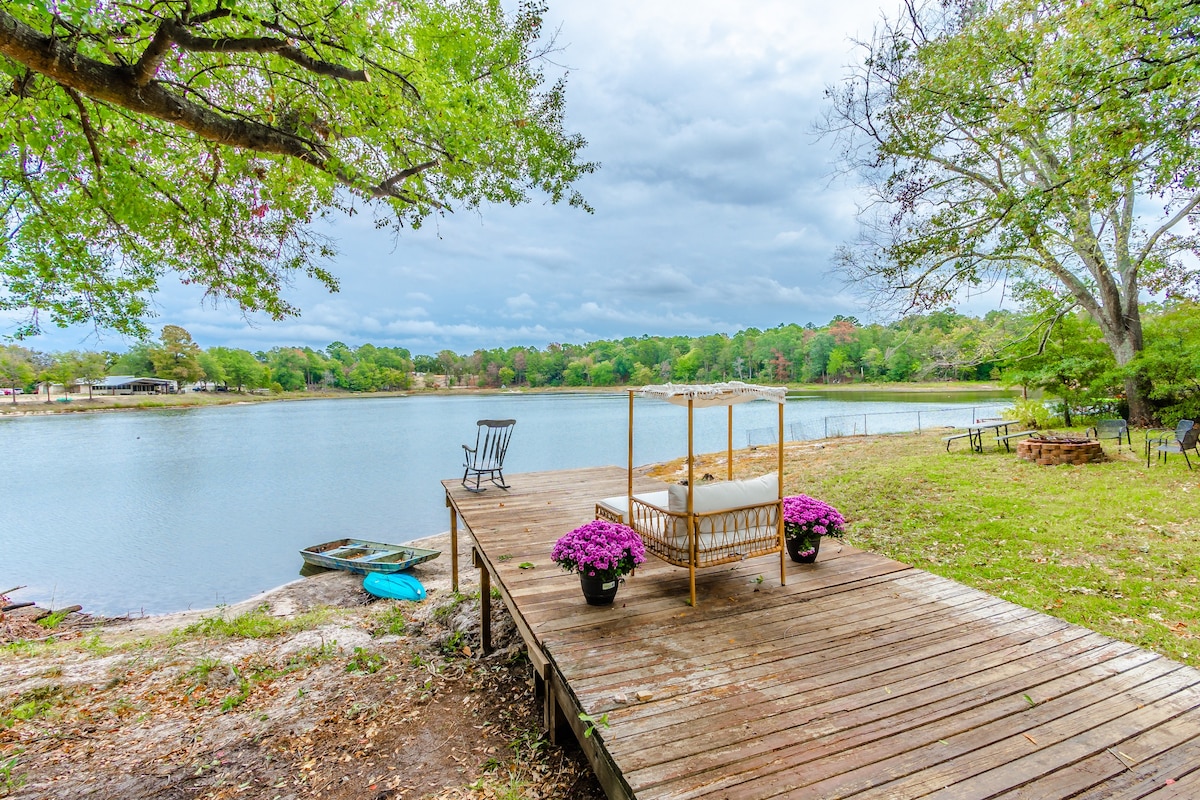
[626,382,787,606]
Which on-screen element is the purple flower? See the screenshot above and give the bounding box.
[782,495,845,542]
[552,520,646,582]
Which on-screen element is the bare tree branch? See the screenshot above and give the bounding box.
[166,23,370,83]
[62,85,103,171]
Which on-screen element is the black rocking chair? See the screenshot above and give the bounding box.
[462,419,516,492]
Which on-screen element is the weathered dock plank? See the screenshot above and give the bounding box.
[444,466,1200,799]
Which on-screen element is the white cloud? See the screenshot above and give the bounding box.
[501,245,575,268]
[769,230,806,247]
[505,293,539,317]
[570,301,737,338]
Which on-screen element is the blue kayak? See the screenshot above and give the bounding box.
[363,572,426,601]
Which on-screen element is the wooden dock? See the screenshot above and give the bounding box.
[444,466,1200,799]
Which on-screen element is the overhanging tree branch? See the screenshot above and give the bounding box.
[0,11,326,164]
[0,0,594,338]
[165,23,371,84]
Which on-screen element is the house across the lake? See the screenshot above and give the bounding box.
[35,376,179,396]
[85,376,178,395]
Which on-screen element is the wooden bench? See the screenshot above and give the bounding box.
[997,430,1034,452]
[944,431,972,451]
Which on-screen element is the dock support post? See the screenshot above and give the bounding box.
[544,674,571,745]
[473,548,492,655]
[447,492,458,593]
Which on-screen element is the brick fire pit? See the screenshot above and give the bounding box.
[1016,435,1105,465]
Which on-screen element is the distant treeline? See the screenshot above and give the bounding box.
[3,303,1199,422]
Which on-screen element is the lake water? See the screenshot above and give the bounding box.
[0,389,1011,615]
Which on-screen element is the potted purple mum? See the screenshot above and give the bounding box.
[782,495,846,563]
[552,520,646,605]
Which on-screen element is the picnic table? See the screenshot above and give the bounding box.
[944,420,1034,453]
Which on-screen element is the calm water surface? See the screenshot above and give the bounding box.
[1,390,1011,614]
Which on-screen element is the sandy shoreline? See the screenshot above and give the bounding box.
[3,531,465,643]
[0,381,1012,418]
[109,531,464,631]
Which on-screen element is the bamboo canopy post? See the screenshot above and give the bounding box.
[727,405,733,481]
[778,398,786,587]
[687,397,696,607]
[627,390,635,509]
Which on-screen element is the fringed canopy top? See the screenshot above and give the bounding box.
[637,381,787,408]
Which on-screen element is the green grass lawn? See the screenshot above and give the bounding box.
[754,431,1198,668]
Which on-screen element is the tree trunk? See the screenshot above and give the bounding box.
[1109,337,1152,426]
[1123,373,1153,427]
[1095,301,1152,425]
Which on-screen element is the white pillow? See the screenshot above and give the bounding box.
[667,472,778,513]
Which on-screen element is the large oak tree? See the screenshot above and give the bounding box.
[823,0,1200,422]
[0,0,593,338]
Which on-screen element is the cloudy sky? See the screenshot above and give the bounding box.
[18,0,983,357]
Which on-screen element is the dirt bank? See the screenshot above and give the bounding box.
[0,534,603,800]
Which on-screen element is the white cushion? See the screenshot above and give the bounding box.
[596,491,669,521]
[667,472,778,514]
[602,476,780,561]
[665,473,779,541]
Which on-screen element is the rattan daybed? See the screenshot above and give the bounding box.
[595,382,787,606]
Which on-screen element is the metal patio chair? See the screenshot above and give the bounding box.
[462,419,516,492]
[1147,419,1199,469]
[1087,418,1131,451]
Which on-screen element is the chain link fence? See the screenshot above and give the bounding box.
[746,403,1013,446]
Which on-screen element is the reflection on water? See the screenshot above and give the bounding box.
[299,563,334,578]
[0,390,1011,614]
